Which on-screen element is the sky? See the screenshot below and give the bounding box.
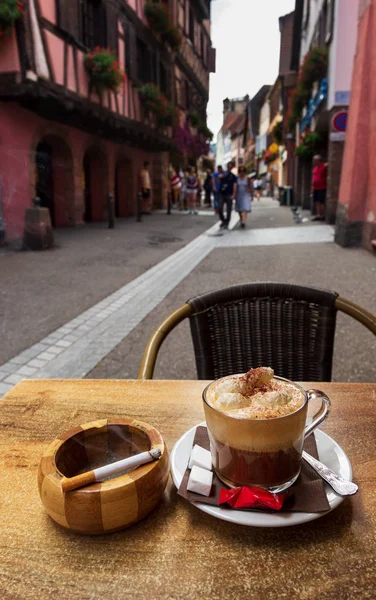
[207,0,296,137]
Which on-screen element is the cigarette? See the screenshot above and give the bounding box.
[61,448,162,493]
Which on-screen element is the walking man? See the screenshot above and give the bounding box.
[218,161,237,229]
[212,165,223,213]
[311,154,327,221]
[140,161,152,215]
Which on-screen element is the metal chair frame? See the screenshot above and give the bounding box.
[138,295,376,380]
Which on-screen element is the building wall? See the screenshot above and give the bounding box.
[328,0,358,109]
[336,0,376,249]
[0,102,163,239]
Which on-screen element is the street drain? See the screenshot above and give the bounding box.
[148,235,182,246]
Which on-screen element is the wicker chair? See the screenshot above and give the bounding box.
[138,283,376,381]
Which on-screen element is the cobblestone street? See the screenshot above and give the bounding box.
[1,199,375,396]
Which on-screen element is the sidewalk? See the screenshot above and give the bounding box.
[0,211,216,365]
[1,198,374,395]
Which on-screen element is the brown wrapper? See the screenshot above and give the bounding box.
[178,426,331,513]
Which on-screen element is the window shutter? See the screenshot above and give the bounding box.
[58,0,79,39]
[125,22,138,82]
[106,1,118,53]
[208,47,216,73]
[98,2,107,48]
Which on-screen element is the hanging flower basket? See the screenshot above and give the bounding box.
[187,110,200,127]
[295,130,321,160]
[84,47,125,94]
[144,2,169,33]
[138,83,177,127]
[272,121,284,146]
[0,0,23,43]
[163,27,182,52]
[197,122,214,141]
[287,47,328,132]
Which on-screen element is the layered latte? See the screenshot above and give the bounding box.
[203,367,307,490]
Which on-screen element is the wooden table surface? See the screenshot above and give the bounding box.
[0,379,375,600]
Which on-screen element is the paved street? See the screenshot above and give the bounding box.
[0,198,375,396]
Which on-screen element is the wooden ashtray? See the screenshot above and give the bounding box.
[38,418,169,534]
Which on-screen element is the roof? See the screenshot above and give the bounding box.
[221,112,246,137]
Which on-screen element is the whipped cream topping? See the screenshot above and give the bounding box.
[208,367,304,419]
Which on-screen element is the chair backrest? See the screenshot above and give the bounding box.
[187,283,338,381]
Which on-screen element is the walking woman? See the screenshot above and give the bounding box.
[236,166,252,228]
[185,167,199,215]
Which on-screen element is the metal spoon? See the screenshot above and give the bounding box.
[302,451,358,496]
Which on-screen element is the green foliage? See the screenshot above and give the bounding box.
[295,131,321,160]
[187,111,200,127]
[138,83,177,127]
[84,48,125,94]
[0,0,23,41]
[163,27,182,52]
[272,121,284,146]
[197,122,214,141]
[144,2,169,33]
[287,47,328,132]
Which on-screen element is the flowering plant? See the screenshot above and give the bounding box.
[138,83,177,127]
[295,130,321,160]
[163,27,182,52]
[173,121,209,158]
[287,47,328,132]
[84,47,125,94]
[263,143,279,164]
[197,122,214,141]
[0,0,23,43]
[144,2,169,32]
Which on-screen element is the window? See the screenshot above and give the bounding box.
[137,38,151,83]
[160,62,169,98]
[80,0,107,48]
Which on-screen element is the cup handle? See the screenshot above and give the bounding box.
[304,389,331,439]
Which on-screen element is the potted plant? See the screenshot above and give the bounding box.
[0,0,23,43]
[84,47,125,95]
[138,83,177,127]
[144,2,169,33]
[295,130,321,160]
[197,122,214,141]
[163,27,182,52]
[287,47,328,132]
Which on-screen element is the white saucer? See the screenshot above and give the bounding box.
[170,423,353,527]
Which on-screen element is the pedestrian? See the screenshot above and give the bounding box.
[185,167,199,215]
[203,170,212,207]
[236,166,252,228]
[140,161,152,215]
[179,167,187,211]
[170,168,181,206]
[253,177,261,200]
[311,154,327,221]
[218,161,237,229]
[212,165,223,213]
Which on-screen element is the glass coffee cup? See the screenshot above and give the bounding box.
[203,373,331,493]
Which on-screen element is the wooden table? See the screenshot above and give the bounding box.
[0,380,375,599]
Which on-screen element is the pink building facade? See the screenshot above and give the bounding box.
[0,0,214,241]
[336,0,376,250]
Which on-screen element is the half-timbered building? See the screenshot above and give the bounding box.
[0,0,215,240]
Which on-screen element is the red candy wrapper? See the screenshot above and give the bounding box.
[219,486,287,510]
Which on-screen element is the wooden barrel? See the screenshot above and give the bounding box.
[38,418,169,534]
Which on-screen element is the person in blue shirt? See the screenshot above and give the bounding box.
[218,161,237,229]
[212,165,223,213]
